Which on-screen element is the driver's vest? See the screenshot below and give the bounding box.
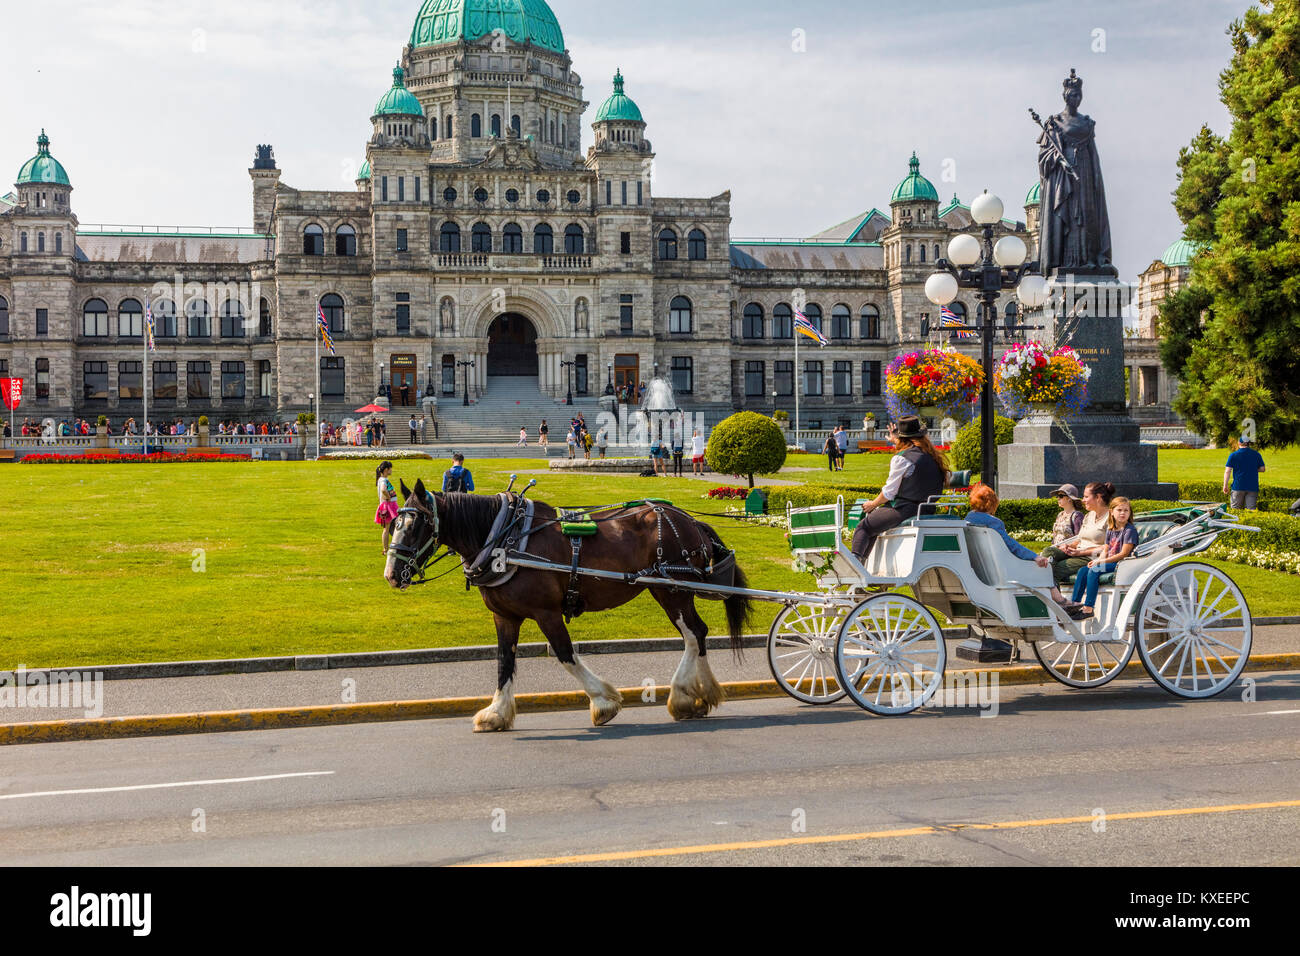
[891,448,944,511]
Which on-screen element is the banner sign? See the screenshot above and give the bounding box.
[1,378,22,411]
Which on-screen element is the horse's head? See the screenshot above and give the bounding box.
[384,478,441,592]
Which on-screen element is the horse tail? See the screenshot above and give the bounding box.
[698,520,752,657]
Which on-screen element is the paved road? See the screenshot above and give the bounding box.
[2,671,1296,866]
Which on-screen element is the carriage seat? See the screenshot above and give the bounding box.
[963,526,1053,590]
[1063,520,1179,585]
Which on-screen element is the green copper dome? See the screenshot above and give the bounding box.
[410,0,565,54]
[374,66,425,117]
[594,70,644,124]
[16,130,71,187]
[890,152,938,203]
[1161,238,1206,267]
[1026,181,1041,206]
[357,159,372,181]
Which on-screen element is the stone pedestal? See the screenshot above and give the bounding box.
[999,274,1178,501]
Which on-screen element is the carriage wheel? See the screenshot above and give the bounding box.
[834,593,946,716]
[1032,627,1135,689]
[1135,562,1252,699]
[767,602,848,704]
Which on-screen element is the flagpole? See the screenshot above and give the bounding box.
[794,321,800,450]
[314,328,321,462]
[143,295,150,456]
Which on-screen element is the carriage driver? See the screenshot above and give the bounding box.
[851,415,950,562]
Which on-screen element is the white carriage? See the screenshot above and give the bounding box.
[771,496,1258,715]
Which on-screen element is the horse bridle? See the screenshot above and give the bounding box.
[390,492,441,588]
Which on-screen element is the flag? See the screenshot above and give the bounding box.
[145,300,157,352]
[317,304,337,355]
[793,309,829,347]
[941,306,978,340]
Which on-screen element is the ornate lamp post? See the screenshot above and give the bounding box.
[560,359,576,406]
[605,361,614,396]
[457,359,475,407]
[924,191,1049,491]
[425,363,435,398]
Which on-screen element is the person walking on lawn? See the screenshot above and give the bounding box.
[1224,434,1265,511]
[539,419,550,455]
[691,429,707,475]
[834,425,849,471]
[442,453,475,493]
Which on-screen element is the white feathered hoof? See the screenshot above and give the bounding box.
[589,691,623,727]
[667,671,725,720]
[473,705,515,733]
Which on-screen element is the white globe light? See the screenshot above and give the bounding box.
[970,191,1005,226]
[1017,274,1048,309]
[925,271,959,306]
[947,234,981,267]
[994,235,1028,268]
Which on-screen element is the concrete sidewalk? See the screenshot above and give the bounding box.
[5,624,1299,725]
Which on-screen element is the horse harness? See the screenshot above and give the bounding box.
[389,492,442,588]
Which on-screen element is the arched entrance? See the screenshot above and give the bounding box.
[487,313,538,376]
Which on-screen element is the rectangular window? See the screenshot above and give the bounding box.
[83,362,108,402]
[396,304,411,334]
[862,360,882,397]
[415,177,421,203]
[36,358,50,399]
[118,361,143,400]
[606,180,612,205]
[620,232,631,255]
[153,361,177,400]
[221,361,245,399]
[321,357,345,398]
[775,360,794,396]
[36,308,48,335]
[575,355,589,395]
[804,360,823,396]
[834,361,852,397]
[621,181,628,205]
[0,360,6,375]
[259,360,271,398]
[187,361,211,400]
[398,176,405,202]
[745,360,765,397]
[671,356,693,395]
[637,181,643,206]
[397,229,408,252]
[382,176,389,202]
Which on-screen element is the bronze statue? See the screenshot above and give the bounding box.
[1032,70,1115,276]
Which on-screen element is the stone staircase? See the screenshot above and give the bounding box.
[433,376,606,443]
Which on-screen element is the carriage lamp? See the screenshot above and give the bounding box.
[925,190,1044,493]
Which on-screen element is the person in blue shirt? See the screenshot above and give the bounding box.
[1223,436,1265,510]
[442,453,475,494]
[966,483,1074,604]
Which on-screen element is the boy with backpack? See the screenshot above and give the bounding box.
[442,453,475,493]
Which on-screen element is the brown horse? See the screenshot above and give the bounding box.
[383,480,752,732]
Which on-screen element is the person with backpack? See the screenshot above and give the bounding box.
[442,453,475,494]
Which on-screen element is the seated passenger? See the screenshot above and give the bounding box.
[1068,496,1138,619]
[966,484,1076,604]
[851,415,949,562]
[1043,481,1113,586]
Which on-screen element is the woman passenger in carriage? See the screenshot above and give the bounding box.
[965,484,1080,604]
[851,415,950,561]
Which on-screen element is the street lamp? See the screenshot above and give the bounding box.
[377,363,387,401]
[772,389,778,418]
[925,190,1047,492]
[457,359,476,407]
[560,359,576,406]
[605,361,614,396]
[426,363,435,398]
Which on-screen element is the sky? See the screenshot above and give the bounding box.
[0,0,1250,280]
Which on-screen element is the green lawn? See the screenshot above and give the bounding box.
[2,453,1295,669]
[1158,446,1300,486]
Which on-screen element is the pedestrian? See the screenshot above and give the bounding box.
[517,426,528,447]
[566,427,577,459]
[409,414,419,445]
[539,419,549,454]
[834,425,849,471]
[442,452,475,493]
[596,426,608,459]
[691,429,707,475]
[375,461,400,556]
[1223,434,1265,510]
[822,433,837,472]
[582,429,593,460]
[671,430,684,477]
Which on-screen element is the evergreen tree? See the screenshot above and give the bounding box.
[1171,1,1300,446]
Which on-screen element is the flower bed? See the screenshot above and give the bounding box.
[706,486,749,500]
[884,348,983,421]
[321,450,434,461]
[21,452,250,464]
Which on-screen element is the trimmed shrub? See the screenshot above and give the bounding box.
[951,415,1016,473]
[197,416,210,427]
[96,415,108,427]
[765,484,881,512]
[707,412,787,488]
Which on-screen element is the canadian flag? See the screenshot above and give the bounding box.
[1,377,22,411]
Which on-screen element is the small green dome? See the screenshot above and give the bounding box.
[411,0,565,55]
[1161,238,1206,267]
[373,65,425,118]
[1026,181,1041,206]
[16,130,71,187]
[594,70,644,124]
[890,152,938,203]
[357,159,372,181]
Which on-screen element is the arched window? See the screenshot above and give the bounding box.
[947,301,967,330]
[303,224,324,256]
[934,244,941,261]
[564,224,584,255]
[0,296,8,337]
[430,117,438,140]
[335,225,356,257]
[743,303,764,339]
[550,120,556,142]
[534,223,554,254]
[773,303,794,339]
[220,300,245,338]
[20,233,27,253]
[490,114,501,137]
[688,229,707,260]
[118,299,143,338]
[1004,301,1019,339]
[502,223,523,254]
[440,222,461,253]
[658,229,678,260]
[186,299,210,337]
[320,294,346,334]
[55,232,63,254]
[153,299,177,338]
[860,304,881,340]
[38,233,45,252]
[471,114,482,138]
[904,245,912,263]
[669,296,693,334]
[802,303,823,333]
[511,115,521,137]
[259,298,272,337]
[445,115,453,137]
[471,222,492,253]
[919,244,926,263]
[831,304,852,340]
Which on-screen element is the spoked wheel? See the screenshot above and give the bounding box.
[834,593,946,716]
[1135,562,1252,699]
[768,602,848,704]
[1032,627,1135,688]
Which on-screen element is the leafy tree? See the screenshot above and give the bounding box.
[706,412,787,488]
[951,414,1016,474]
[1157,281,1213,376]
[1170,3,1300,446]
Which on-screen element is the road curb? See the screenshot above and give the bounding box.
[2,653,1296,747]
[14,618,1300,684]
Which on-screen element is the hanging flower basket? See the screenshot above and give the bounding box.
[994,342,1091,422]
[884,348,983,424]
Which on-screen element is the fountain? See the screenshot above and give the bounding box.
[637,377,684,454]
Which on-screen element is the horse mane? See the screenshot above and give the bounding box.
[438,493,504,559]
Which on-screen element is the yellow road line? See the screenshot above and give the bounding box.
[463,799,1300,867]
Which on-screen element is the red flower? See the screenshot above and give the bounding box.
[930,371,943,382]
[1034,354,1048,368]
[910,374,924,387]
[904,355,918,368]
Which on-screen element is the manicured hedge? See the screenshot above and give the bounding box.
[765,484,881,512]
[1215,511,1300,554]
[1176,479,1300,512]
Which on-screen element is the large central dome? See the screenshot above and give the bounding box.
[410,0,565,54]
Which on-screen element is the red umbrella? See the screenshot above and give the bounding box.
[354,404,389,414]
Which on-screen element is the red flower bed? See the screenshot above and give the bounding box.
[21,452,251,464]
[706,486,750,499]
